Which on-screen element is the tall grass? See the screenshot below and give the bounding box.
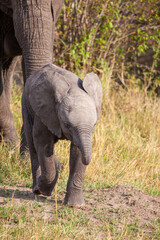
[88,84,160,194]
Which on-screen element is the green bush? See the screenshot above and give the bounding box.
[54,0,160,94]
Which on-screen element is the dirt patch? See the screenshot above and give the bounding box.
[85,185,160,224]
[0,184,160,233]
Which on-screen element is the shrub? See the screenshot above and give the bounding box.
[54,0,160,94]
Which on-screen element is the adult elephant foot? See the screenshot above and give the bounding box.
[0,100,19,148]
[3,127,19,148]
[33,170,58,197]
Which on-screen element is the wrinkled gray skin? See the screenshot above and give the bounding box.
[0,0,64,150]
[23,64,103,207]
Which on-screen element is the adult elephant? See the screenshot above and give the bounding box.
[0,0,64,150]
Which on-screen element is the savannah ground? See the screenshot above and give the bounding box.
[0,67,160,239]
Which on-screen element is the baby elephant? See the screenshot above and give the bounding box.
[23,64,102,207]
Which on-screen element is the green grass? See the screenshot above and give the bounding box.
[0,200,159,239]
[0,75,160,239]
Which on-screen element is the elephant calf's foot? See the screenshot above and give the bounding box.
[64,190,85,207]
[33,183,54,196]
[33,173,58,197]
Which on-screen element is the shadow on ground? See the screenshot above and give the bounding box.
[0,185,62,204]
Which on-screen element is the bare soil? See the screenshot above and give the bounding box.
[85,185,160,223]
[0,184,160,236]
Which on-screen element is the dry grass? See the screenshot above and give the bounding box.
[87,85,160,194]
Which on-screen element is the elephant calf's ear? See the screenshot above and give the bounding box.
[29,71,70,138]
[83,72,103,119]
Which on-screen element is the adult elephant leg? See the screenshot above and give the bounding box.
[22,94,40,189]
[64,143,86,207]
[0,57,19,145]
[32,116,58,196]
[0,10,21,146]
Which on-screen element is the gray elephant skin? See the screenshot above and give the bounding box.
[23,64,103,207]
[0,0,64,150]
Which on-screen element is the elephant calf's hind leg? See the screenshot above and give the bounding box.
[33,118,58,196]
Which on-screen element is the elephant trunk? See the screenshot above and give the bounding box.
[78,133,92,165]
[24,49,53,80]
[12,0,54,80]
